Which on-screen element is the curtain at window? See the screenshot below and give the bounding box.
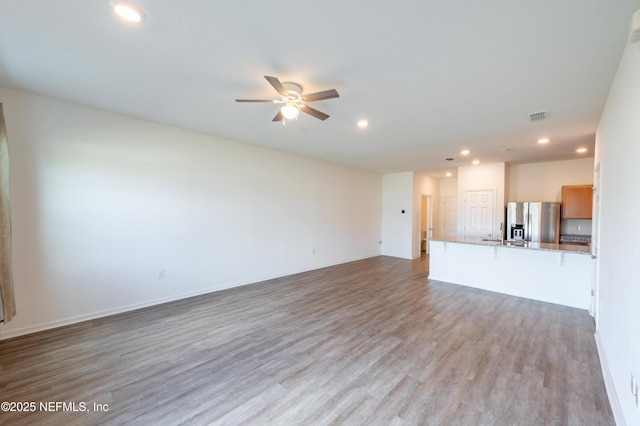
[0,103,16,323]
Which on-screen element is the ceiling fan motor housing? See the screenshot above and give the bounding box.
[281,82,303,100]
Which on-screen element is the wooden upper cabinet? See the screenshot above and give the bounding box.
[562,185,593,219]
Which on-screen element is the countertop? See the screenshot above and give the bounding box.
[429,237,592,255]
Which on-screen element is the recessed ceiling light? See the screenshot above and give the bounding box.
[109,1,145,23]
[446,172,452,177]
[576,148,588,153]
[538,138,550,144]
[460,149,470,155]
[357,120,369,128]
[472,160,480,165]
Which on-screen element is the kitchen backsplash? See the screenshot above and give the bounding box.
[560,219,592,236]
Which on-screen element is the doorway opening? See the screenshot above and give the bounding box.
[420,195,433,254]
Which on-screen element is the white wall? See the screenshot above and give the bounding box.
[412,173,440,257]
[0,86,383,339]
[457,162,506,239]
[593,36,640,426]
[508,158,594,202]
[381,172,413,259]
[439,177,457,199]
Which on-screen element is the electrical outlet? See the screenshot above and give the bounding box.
[158,269,165,279]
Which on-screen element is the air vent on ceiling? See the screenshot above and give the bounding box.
[529,110,549,122]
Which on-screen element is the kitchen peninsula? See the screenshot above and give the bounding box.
[428,238,593,310]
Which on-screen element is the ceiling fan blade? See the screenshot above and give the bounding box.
[302,89,339,102]
[235,99,276,102]
[301,105,329,121]
[264,76,289,97]
[272,110,284,122]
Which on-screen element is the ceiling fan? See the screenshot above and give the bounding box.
[236,76,339,122]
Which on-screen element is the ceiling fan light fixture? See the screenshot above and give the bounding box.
[281,103,300,120]
[236,76,337,122]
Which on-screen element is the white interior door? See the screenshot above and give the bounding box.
[464,189,495,239]
[443,196,457,238]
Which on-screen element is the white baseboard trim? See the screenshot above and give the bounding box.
[0,253,381,341]
[595,331,625,426]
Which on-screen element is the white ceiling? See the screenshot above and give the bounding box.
[1,0,639,176]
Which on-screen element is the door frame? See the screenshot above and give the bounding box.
[591,162,601,325]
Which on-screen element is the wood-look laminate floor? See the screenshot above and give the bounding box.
[0,255,613,425]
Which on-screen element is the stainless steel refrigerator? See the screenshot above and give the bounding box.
[505,202,560,243]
